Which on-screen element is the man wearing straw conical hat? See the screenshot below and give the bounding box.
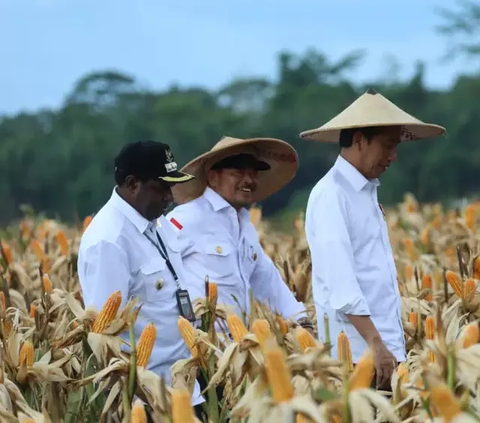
[300,89,446,390]
[166,136,312,331]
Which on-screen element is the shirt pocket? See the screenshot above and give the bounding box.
[202,241,236,282]
[241,240,258,279]
[139,259,176,303]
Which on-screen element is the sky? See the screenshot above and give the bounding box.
[1,0,478,116]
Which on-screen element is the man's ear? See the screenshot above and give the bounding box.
[124,175,138,191]
[206,169,218,188]
[352,130,365,150]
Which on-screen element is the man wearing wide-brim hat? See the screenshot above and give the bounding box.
[166,136,312,330]
[300,89,446,390]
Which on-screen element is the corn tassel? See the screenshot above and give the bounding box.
[19,340,34,367]
[264,344,294,403]
[251,319,272,349]
[445,270,462,297]
[91,291,122,333]
[337,330,353,372]
[227,313,248,342]
[131,399,147,423]
[429,381,463,423]
[56,230,69,256]
[348,350,375,391]
[136,322,156,367]
[462,322,480,348]
[178,317,197,358]
[422,274,433,301]
[171,389,196,423]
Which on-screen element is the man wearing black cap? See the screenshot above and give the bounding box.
[77,141,205,421]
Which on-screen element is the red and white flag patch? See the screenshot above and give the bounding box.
[170,217,183,230]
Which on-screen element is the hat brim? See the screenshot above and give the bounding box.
[159,170,195,184]
[172,138,298,205]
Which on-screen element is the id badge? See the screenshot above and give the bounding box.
[176,289,196,323]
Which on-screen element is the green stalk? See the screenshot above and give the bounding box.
[324,313,331,356]
[122,384,131,423]
[447,349,456,390]
[128,322,137,402]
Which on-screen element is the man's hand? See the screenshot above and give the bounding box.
[372,338,397,390]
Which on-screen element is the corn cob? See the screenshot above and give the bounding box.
[275,314,288,335]
[29,304,36,318]
[445,270,462,297]
[464,278,476,300]
[29,239,45,261]
[396,362,409,384]
[83,215,93,232]
[403,238,416,261]
[42,257,51,274]
[0,292,5,314]
[408,312,418,330]
[264,344,294,403]
[3,320,11,337]
[295,327,316,352]
[178,317,197,358]
[136,322,156,367]
[420,226,429,245]
[348,350,375,391]
[425,316,435,339]
[465,204,476,232]
[0,242,13,266]
[19,340,34,367]
[429,381,462,422]
[56,230,69,256]
[21,420,36,423]
[227,313,248,343]
[432,215,441,229]
[337,330,353,372]
[251,319,272,349]
[208,282,217,303]
[250,207,262,226]
[171,389,196,423]
[42,274,53,294]
[474,256,480,280]
[462,322,480,348]
[404,265,413,282]
[91,291,122,333]
[422,274,433,301]
[131,399,147,423]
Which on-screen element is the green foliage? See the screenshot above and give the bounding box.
[1,41,480,224]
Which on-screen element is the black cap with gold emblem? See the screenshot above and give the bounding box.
[114,140,195,184]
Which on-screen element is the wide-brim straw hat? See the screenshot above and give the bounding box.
[172,136,299,205]
[299,89,446,143]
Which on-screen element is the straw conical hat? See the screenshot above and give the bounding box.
[172,136,299,205]
[299,89,446,143]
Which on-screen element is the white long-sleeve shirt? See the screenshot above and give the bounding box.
[77,188,203,406]
[305,155,406,363]
[166,187,307,322]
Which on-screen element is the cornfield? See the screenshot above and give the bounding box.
[1,193,480,422]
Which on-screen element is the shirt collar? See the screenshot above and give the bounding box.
[203,187,251,221]
[110,187,154,234]
[334,155,380,193]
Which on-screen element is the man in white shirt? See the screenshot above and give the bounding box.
[299,89,446,389]
[77,141,205,420]
[166,136,313,333]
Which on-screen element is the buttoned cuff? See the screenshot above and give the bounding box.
[334,297,371,316]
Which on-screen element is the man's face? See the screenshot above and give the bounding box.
[354,126,402,179]
[207,168,259,210]
[125,176,174,220]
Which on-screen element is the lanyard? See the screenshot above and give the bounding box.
[144,230,181,291]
